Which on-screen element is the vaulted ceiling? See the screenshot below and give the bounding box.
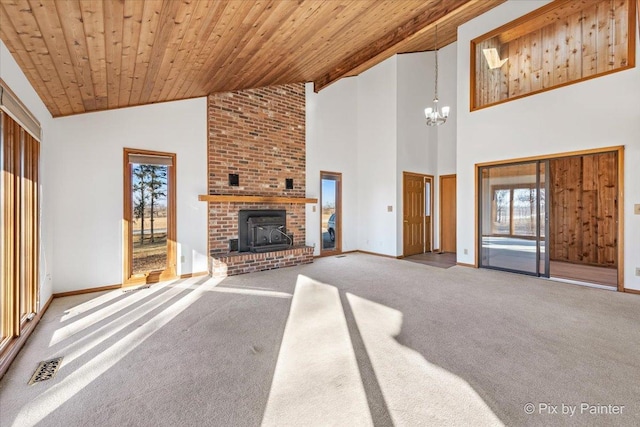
[0,0,505,117]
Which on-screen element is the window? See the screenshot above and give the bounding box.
[490,185,539,237]
[471,0,636,110]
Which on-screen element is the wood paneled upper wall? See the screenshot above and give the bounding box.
[0,0,505,117]
[472,0,636,109]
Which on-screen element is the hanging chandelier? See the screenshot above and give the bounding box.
[424,25,450,126]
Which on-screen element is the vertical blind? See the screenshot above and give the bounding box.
[0,97,40,357]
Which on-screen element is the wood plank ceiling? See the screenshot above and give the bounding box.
[0,0,505,117]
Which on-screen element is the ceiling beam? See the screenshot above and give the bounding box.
[313,0,474,92]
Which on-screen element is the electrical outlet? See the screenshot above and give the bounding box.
[464,249,468,255]
[636,267,640,276]
[387,205,393,212]
[181,255,185,263]
[635,204,640,215]
[312,205,316,212]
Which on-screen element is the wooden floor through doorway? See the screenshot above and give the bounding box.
[550,261,617,287]
[403,252,457,269]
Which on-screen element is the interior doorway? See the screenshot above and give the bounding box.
[320,171,341,255]
[548,152,619,287]
[402,172,433,257]
[440,174,457,253]
[477,148,622,289]
[123,148,176,286]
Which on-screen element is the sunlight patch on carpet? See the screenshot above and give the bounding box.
[207,286,292,298]
[122,285,150,293]
[50,280,175,346]
[13,277,224,427]
[262,275,372,426]
[347,293,504,426]
[61,290,125,322]
[55,280,195,367]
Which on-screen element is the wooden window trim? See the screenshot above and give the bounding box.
[0,78,41,141]
[123,148,177,286]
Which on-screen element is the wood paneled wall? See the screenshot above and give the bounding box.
[549,152,617,267]
[1,0,504,117]
[473,0,634,109]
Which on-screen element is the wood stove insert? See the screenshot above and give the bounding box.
[238,209,292,253]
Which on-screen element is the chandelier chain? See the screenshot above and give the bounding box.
[434,25,438,100]
[424,23,449,126]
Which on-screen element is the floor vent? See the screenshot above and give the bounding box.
[336,255,347,258]
[29,357,63,385]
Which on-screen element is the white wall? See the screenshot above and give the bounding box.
[48,98,208,293]
[434,42,458,251]
[457,0,640,289]
[396,52,437,252]
[357,56,398,256]
[306,56,402,257]
[437,42,458,176]
[395,48,458,253]
[0,40,55,308]
[397,52,437,175]
[306,49,459,256]
[305,79,359,255]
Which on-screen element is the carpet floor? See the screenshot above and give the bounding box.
[1,253,639,426]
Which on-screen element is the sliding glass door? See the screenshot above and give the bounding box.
[479,161,549,276]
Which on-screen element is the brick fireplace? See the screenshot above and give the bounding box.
[206,83,313,277]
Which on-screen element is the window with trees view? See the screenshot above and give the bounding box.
[132,164,168,273]
[492,185,542,237]
[123,149,176,286]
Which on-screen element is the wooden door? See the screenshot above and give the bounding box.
[440,174,457,253]
[403,173,425,256]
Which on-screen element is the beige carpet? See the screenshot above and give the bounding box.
[1,253,639,426]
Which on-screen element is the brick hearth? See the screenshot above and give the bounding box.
[209,246,314,278]
[206,83,312,276]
